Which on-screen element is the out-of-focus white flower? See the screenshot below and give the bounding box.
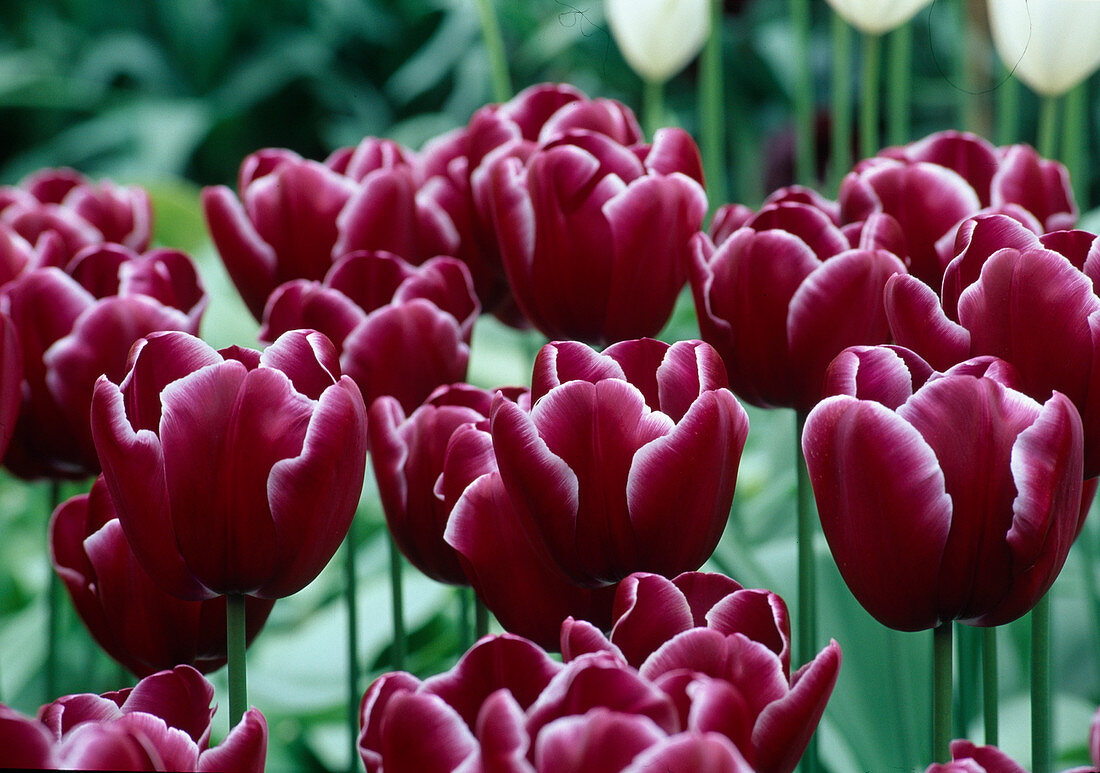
[989,0,1100,96]
[824,0,933,34]
[606,0,710,83]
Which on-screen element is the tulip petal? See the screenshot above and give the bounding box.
[532,340,626,403]
[259,280,365,351]
[119,665,216,746]
[684,678,755,755]
[654,340,729,422]
[258,329,340,401]
[534,709,665,773]
[377,692,477,773]
[706,589,791,676]
[0,706,55,768]
[823,344,933,408]
[609,573,695,668]
[622,732,756,773]
[672,572,746,624]
[454,690,534,773]
[198,708,267,773]
[885,273,972,371]
[941,214,1040,320]
[201,186,278,320]
[560,618,619,662]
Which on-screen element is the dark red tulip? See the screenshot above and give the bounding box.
[0,665,267,771]
[924,740,1026,772]
[479,126,706,344]
[690,199,906,410]
[804,345,1084,630]
[368,383,527,584]
[621,733,756,772]
[885,216,1100,476]
[261,250,478,414]
[50,475,275,676]
[90,329,367,600]
[2,243,206,479]
[419,82,643,323]
[489,339,748,587]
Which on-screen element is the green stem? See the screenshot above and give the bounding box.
[996,70,1020,145]
[698,0,727,211]
[982,627,999,746]
[795,411,818,773]
[789,0,815,184]
[227,594,248,729]
[46,480,62,701]
[829,12,853,193]
[344,523,360,773]
[886,22,911,146]
[860,32,881,159]
[956,623,979,739]
[473,0,511,103]
[643,79,666,140]
[475,595,489,639]
[1031,595,1052,773]
[933,623,953,763]
[1062,82,1089,209]
[388,534,405,670]
[1080,507,1100,703]
[1037,95,1061,160]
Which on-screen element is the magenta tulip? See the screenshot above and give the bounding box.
[924,740,1026,772]
[50,476,275,676]
[90,329,367,600]
[478,126,706,344]
[689,198,906,410]
[260,249,478,414]
[804,345,1084,630]
[2,243,206,479]
[0,665,266,771]
[489,338,748,587]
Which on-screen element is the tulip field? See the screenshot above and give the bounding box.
[3,0,1100,771]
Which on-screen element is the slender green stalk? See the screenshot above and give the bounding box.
[956,623,979,739]
[643,79,666,140]
[1031,594,1052,773]
[46,480,62,701]
[1080,511,1100,704]
[227,594,248,728]
[996,71,1020,146]
[933,623,953,763]
[960,0,986,135]
[473,0,511,103]
[789,0,815,184]
[886,22,911,146]
[829,12,853,193]
[1062,82,1089,209]
[795,411,818,773]
[698,0,727,211]
[474,595,489,639]
[388,534,405,670]
[344,523,360,773]
[1037,95,1061,160]
[982,627,999,746]
[860,32,881,160]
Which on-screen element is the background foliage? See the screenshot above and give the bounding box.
[1,1,1098,771]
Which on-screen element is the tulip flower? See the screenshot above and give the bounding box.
[50,476,275,677]
[605,0,710,84]
[2,243,206,479]
[803,346,1084,630]
[488,339,748,587]
[924,740,1026,772]
[0,666,266,771]
[479,127,706,344]
[368,383,527,585]
[690,199,906,410]
[885,215,1100,477]
[824,0,932,34]
[260,250,479,415]
[90,328,367,600]
[988,0,1100,97]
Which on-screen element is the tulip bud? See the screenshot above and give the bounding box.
[605,0,710,84]
[824,0,932,35]
[989,0,1100,96]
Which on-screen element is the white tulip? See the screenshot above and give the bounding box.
[824,0,933,34]
[989,0,1100,96]
[606,0,710,83]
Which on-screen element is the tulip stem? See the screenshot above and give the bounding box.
[982,627,999,746]
[1031,594,1052,773]
[996,68,1020,145]
[829,11,853,193]
[1037,95,1060,160]
[933,622,953,763]
[886,22,911,146]
[643,79,666,140]
[795,411,819,773]
[860,32,881,159]
[388,534,405,670]
[473,0,511,103]
[956,624,980,738]
[1062,82,1089,208]
[474,595,489,639]
[46,480,62,701]
[344,523,360,773]
[789,0,814,185]
[227,594,247,729]
[699,0,727,211]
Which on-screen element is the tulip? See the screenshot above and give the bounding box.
[690,199,906,410]
[2,243,206,479]
[988,0,1100,97]
[479,127,706,344]
[488,339,748,587]
[605,0,710,84]
[368,383,527,585]
[0,665,266,771]
[924,740,1026,772]
[260,250,479,415]
[803,345,1084,630]
[824,0,932,34]
[90,328,367,600]
[50,476,275,676]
